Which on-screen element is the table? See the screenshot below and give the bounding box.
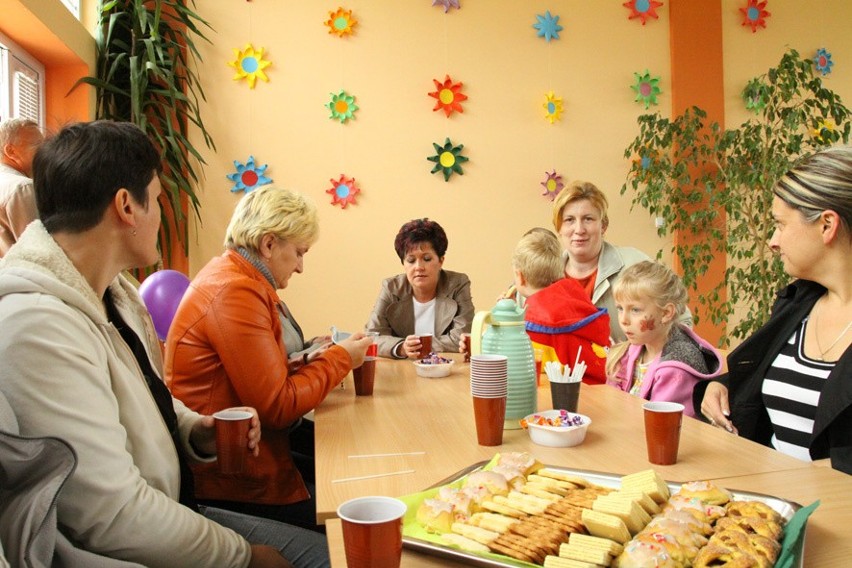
[314,355,850,567]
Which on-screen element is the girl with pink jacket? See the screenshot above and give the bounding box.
[606,261,723,417]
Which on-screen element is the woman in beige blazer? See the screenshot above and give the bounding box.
[366,218,474,358]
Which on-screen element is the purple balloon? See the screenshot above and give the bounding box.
[138,269,191,341]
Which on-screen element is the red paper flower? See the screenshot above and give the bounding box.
[326,174,360,208]
[740,0,770,33]
[428,75,468,117]
[623,0,663,25]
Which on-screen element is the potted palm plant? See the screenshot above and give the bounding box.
[75,0,214,272]
[622,49,850,346]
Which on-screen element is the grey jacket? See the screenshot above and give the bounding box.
[0,390,143,568]
[366,270,474,358]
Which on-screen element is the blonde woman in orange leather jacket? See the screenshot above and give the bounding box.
[165,186,371,531]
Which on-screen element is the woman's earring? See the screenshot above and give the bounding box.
[132,230,137,236]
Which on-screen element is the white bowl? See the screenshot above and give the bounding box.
[413,360,454,378]
[522,410,591,447]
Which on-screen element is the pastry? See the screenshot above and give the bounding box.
[675,480,733,506]
[498,451,544,476]
[725,500,784,525]
[611,540,680,568]
[416,498,454,533]
[664,494,726,523]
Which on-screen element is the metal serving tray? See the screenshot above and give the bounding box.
[401,461,804,568]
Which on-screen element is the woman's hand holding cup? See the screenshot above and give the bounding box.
[339,332,372,368]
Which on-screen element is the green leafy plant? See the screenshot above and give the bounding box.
[75,0,214,269]
[622,49,850,346]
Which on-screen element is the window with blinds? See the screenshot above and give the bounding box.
[0,31,45,127]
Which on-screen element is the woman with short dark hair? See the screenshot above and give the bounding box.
[0,120,318,567]
[366,218,474,358]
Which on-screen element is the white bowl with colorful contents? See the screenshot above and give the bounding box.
[521,410,591,447]
[413,353,454,378]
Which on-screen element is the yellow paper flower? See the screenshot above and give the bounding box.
[543,91,564,124]
[228,44,271,89]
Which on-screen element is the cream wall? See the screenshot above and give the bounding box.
[721,0,852,331]
[188,1,852,339]
[189,1,671,336]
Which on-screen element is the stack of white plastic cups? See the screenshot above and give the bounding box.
[470,354,508,446]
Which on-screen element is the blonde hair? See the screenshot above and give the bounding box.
[512,230,563,289]
[605,261,689,378]
[224,186,319,252]
[551,181,609,232]
[774,145,852,239]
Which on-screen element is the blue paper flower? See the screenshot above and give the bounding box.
[533,11,563,42]
[227,156,272,193]
[814,48,834,76]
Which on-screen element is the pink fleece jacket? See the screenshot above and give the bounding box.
[607,325,723,417]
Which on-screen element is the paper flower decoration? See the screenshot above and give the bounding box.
[740,0,770,33]
[227,156,272,193]
[432,0,460,13]
[631,71,662,109]
[632,150,659,181]
[543,92,564,124]
[742,78,769,113]
[814,48,834,76]
[326,90,359,123]
[326,174,360,208]
[325,7,357,37]
[811,118,838,143]
[623,0,663,25]
[228,44,271,89]
[533,11,563,42]
[427,138,468,182]
[428,75,468,117]
[540,170,564,201]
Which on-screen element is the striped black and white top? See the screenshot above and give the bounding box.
[761,317,835,461]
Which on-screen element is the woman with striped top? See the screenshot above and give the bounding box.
[695,146,852,475]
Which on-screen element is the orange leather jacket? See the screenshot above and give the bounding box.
[164,249,352,505]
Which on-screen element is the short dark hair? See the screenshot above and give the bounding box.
[393,218,448,262]
[33,120,161,234]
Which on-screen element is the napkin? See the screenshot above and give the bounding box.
[775,500,819,568]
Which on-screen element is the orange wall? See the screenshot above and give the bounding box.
[2,0,94,128]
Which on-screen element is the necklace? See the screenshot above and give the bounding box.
[814,299,852,361]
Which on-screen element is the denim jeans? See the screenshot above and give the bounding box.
[201,506,330,568]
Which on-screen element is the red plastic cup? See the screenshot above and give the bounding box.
[472,395,506,446]
[213,409,252,474]
[418,334,433,358]
[534,347,546,386]
[460,333,472,362]
[337,496,407,568]
[353,358,377,396]
[643,401,684,465]
[365,331,379,358]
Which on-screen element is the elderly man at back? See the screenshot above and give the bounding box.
[0,118,43,257]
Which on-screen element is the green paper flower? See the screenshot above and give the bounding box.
[742,78,770,113]
[427,138,468,182]
[327,90,359,123]
[632,71,662,109]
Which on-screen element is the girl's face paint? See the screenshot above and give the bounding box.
[615,296,669,348]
